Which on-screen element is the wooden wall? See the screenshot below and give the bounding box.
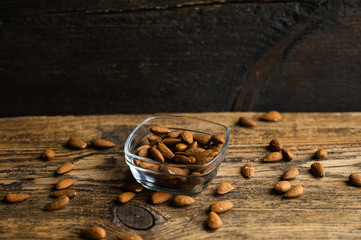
[0,0,360,117]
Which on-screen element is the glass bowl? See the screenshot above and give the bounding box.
[124,115,230,195]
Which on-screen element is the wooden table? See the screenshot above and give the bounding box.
[1,113,361,239]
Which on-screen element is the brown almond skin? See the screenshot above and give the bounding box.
[56,178,75,190]
[181,131,194,144]
[151,192,173,204]
[41,149,55,161]
[269,139,282,152]
[210,201,234,213]
[216,182,233,195]
[264,152,283,162]
[174,143,188,152]
[122,182,144,193]
[67,137,87,149]
[311,162,325,177]
[157,142,175,161]
[51,189,77,198]
[241,163,255,178]
[314,148,327,159]
[260,110,282,122]
[282,148,294,161]
[118,192,136,204]
[349,173,361,187]
[81,226,106,240]
[150,126,171,135]
[282,168,299,180]
[237,116,257,127]
[117,233,143,240]
[211,134,225,144]
[284,186,303,198]
[193,135,211,146]
[274,181,291,193]
[207,211,223,229]
[56,162,75,174]
[5,193,31,203]
[162,138,182,146]
[172,195,195,207]
[91,139,115,149]
[44,195,69,211]
[149,147,165,162]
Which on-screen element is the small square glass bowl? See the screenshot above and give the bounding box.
[124,115,230,195]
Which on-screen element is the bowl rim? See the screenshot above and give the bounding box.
[124,115,230,175]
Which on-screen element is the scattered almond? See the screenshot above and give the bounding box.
[284,186,303,198]
[260,110,282,122]
[263,152,283,162]
[172,195,195,207]
[67,137,87,149]
[117,232,143,240]
[274,181,291,193]
[311,162,325,177]
[56,178,75,190]
[314,148,327,159]
[181,131,193,144]
[56,162,74,174]
[282,148,294,161]
[211,134,225,144]
[282,168,299,180]
[237,116,257,127]
[151,192,173,204]
[51,189,77,198]
[81,226,106,240]
[210,201,234,213]
[216,182,233,195]
[91,139,115,149]
[269,139,282,152]
[41,149,55,161]
[118,192,136,204]
[5,193,31,203]
[150,126,171,135]
[207,211,223,229]
[241,163,255,178]
[44,195,69,211]
[349,173,361,187]
[122,182,144,193]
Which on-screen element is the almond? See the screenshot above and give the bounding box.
[237,116,257,127]
[147,134,162,143]
[137,160,160,172]
[260,110,282,122]
[207,211,223,229]
[51,189,77,198]
[284,185,303,198]
[282,148,294,161]
[314,148,327,159]
[44,195,69,211]
[194,149,215,164]
[216,182,233,195]
[118,192,136,203]
[241,163,255,178]
[162,138,182,146]
[166,130,182,138]
[117,232,143,240]
[91,139,115,149]
[174,143,188,152]
[5,193,31,203]
[81,226,106,240]
[263,152,283,162]
[274,181,291,193]
[150,126,171,135]
[56,162,74,174]
[210,201,234,213]
[151,192,173,204]
[311,162,325,177]
[135,145,150,157]
[185,147,205,157]
[211,134,225,144]
[282,168,299,180]
[208,144,222,153]
[149,147,165,162]
[157,142,175,161]
[56,178,75,190]
[174,155,194,164]
[269,139,282,152]
[67,137,87,149]
[41,149,55,161]
[193,135,211,146]
[349,173,361,187]
[172,195,195,207]
[122,182,144,193]
[181,131,193,144]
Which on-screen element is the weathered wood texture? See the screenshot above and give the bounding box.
[1,1,361,117]
[1,112,361,239]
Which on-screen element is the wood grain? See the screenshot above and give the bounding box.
[1,112,361,239]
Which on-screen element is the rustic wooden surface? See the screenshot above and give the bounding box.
[1,112,361,239]
[1,1,361,117]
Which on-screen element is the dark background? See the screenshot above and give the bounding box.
[1,0,360,117]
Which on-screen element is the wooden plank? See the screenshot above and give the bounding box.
[1,112,361,239]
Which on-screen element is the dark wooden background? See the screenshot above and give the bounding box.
[0,0,360,117]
